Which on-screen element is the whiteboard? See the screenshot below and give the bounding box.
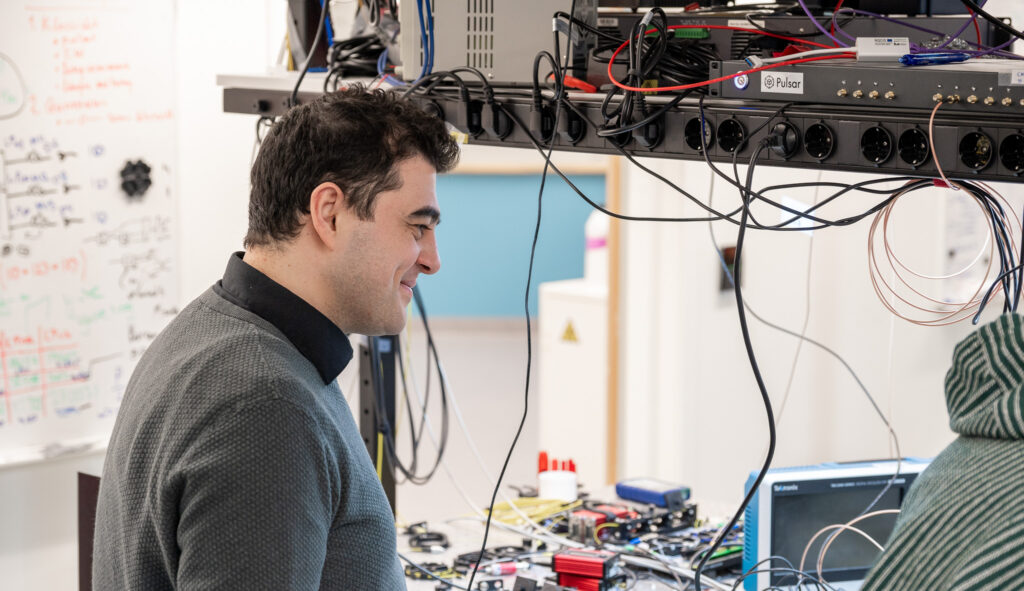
[0,0,177,466]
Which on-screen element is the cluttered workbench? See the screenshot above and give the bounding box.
[395,456,918,591]
[398,477,740,591]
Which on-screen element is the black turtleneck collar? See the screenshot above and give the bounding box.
[213,252,352,384]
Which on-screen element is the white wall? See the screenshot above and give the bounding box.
[618,161,1018,515]
[0,452,105,591]
[176,0,286,304]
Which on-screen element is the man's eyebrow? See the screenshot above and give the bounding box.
[409,206,441,226]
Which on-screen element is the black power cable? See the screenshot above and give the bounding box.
[693,95,903,232]
[290,0,331,108]
[392,291,444,483]
[464,3,576,589]
[958,0,1024,44]
[487,95,917,236]
[398,553,469,590]
[559,95,913,232]
[369,286,449,487]
[324,35,386,92]
[707,182,904,590]
[596,92,690,138]
[694,141,775,591]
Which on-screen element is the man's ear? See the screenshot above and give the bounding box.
[308,181,345,246]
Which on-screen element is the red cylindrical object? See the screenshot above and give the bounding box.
[538,451,548,474]
[486,562,518,576]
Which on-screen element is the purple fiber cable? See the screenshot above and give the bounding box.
[833,6,1023,58]
[831,11,857,42]
[969,37,1020,59]
[797,0,848,47]
[834,8,945,38]
[934,0,987,50]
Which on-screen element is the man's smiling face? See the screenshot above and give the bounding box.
[328,154,441,336]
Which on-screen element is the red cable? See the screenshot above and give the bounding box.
[606,46,854,92]
[604,24,838,92]
[831,0,846,45]
[968,8,982,47]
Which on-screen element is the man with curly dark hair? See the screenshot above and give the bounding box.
[93,86,460,590]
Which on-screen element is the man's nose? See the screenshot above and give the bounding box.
[418,233,440,275]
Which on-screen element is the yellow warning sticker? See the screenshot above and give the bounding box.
[562,321,578,343]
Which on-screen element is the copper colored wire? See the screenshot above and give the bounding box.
[867,180,1020,326]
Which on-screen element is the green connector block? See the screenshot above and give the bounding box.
[644,28,709,39]
[674,28,710,39]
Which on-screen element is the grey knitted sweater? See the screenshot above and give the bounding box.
[863,313,1024,591]
[93,287,405,590]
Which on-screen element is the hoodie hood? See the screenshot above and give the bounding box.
[945,313,1024,439]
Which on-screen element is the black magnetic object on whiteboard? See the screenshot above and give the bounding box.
[119,159,152,199]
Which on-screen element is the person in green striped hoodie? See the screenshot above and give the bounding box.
[863,313,1024,591]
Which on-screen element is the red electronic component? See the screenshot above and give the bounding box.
[572,510,608,524]
[552,549,616,579]
[593,504,639,520]
[558,573,606,591]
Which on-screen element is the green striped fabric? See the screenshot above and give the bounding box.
[862,313,1024,591]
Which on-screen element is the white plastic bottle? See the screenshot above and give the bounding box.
[583,210,609,285]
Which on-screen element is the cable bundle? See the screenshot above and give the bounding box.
[867,180,1022,326]
[370,286,450,486]
[324,35,387,92]
[589,10,722,91]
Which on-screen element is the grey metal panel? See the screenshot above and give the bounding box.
[398,0,597,84]
[223,87,322,118]
[714,59,1024,113]
[408,93,1024,183]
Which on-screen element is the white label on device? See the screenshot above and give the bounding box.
[1012,70,1024,86]
[597,17,619,27]
[729,19,762,28]
[761,71,804,94]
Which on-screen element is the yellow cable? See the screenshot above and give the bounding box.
[285,29,294,71]
[485,498,582,525]
[376,432,384,480]
[375,356,386,482]
[593,522,617,545]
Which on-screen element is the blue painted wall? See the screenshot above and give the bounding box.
[416,173,605,317]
